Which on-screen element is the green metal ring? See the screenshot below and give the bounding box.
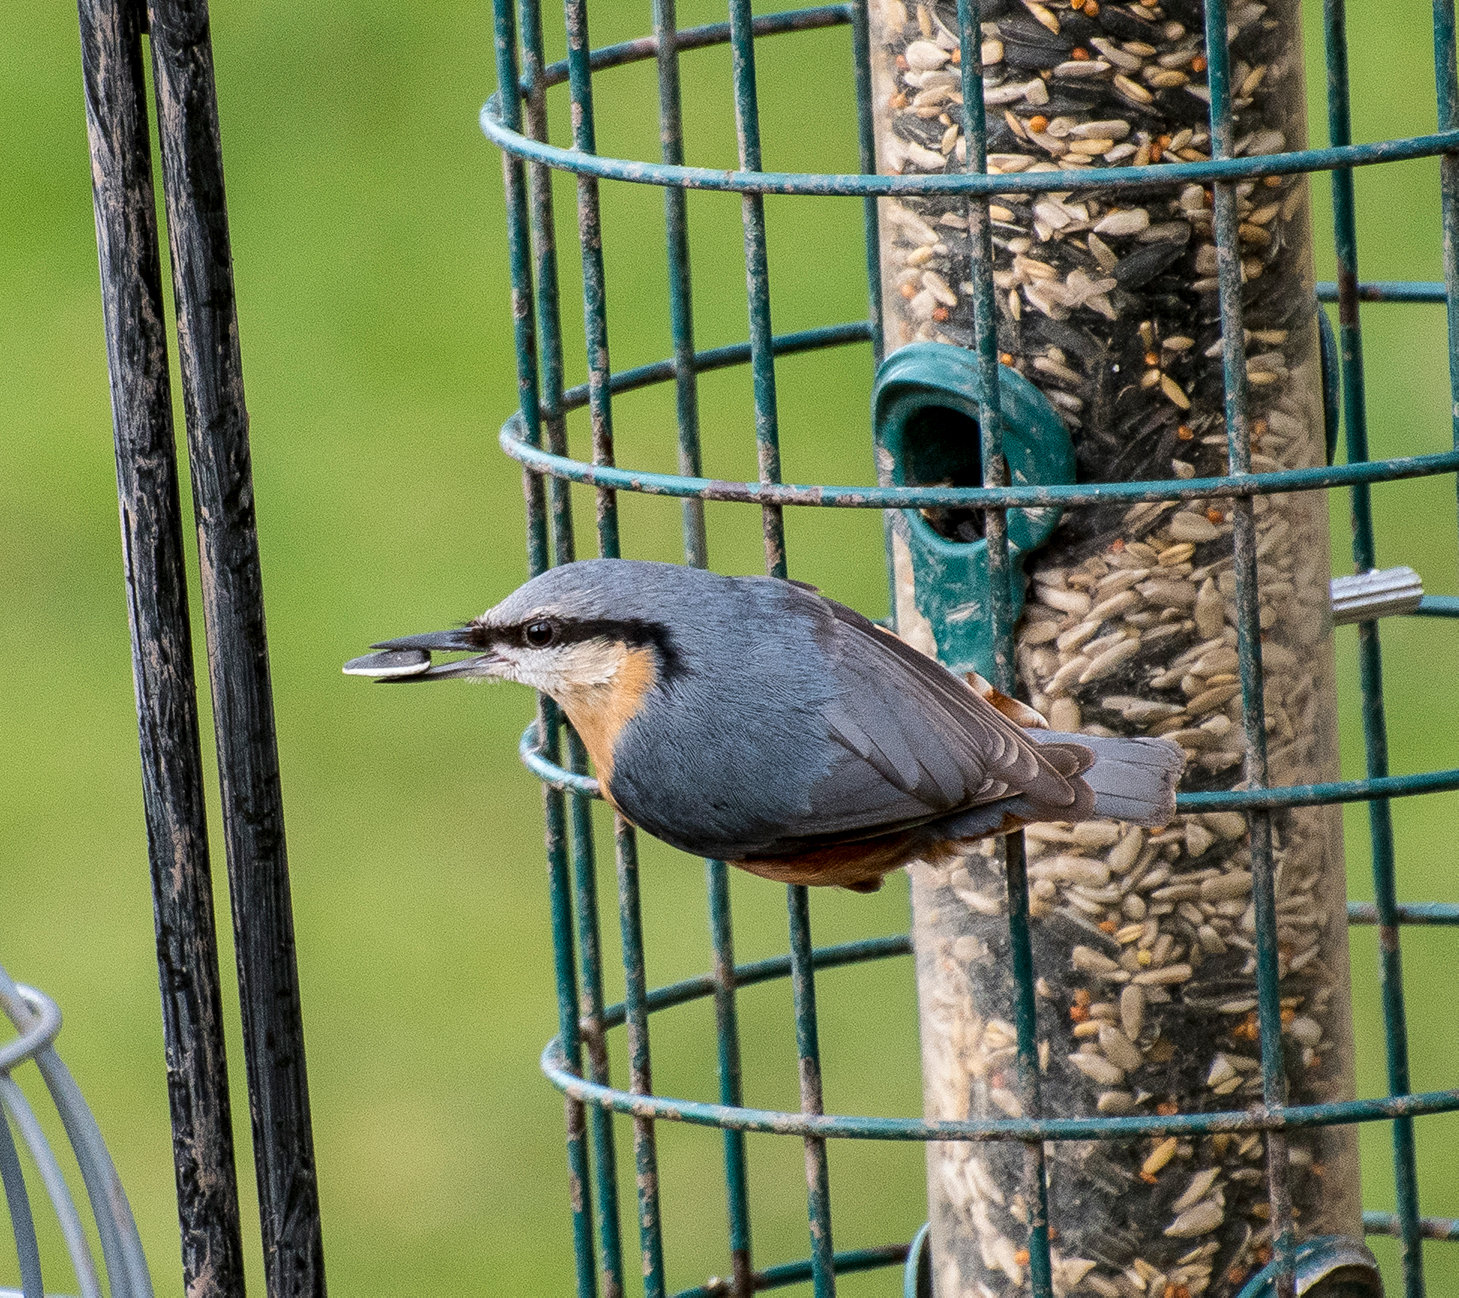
[480,4,1459,198]
[539,985,1459,1143]
[501,409,1459,510]
[533,941,1459,1147]
[669,1242,910,1297]
[680,1215,1457,1298]
[482,97,1459,199]
[498,320,1459,510]
[520,717,1459,810]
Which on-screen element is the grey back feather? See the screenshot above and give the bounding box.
[501,561,1182,858]
[1029,730,1183,827]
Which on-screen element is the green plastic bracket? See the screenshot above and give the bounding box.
[872,342,1076,679]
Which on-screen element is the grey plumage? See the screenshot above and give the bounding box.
[1029,730,1184,826]
[480,559,1182,863]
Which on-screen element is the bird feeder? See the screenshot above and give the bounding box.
[868,0,1360,1292]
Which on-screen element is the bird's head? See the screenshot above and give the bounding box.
[345,559,683,702]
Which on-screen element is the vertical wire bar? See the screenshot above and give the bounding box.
[615,822,668,1298]
[956,3,1052,1294]
[493,3,600,1293]
[607,693,669,1270]
[564,0,620,556]
[516,4,628,1286]
[142,6,326,1296]
[727,0,788,578]
[75,4,246,1295]
[1202,5,1293,1293]
[494,0,546,489]
[518,0,576,571]
[568,746,630,1298]
[725,3,834,1291]
[849,0,884,370]
[0,1081,102,1298]
[541,706,602,1298]
[603,575,669,1277]
[649,0,755,1286]
[1325,4,1425,1295]
[0,1106,45,1298]
[953,0,1008,656]
[653,0,709,568]
[561,4,669,1289]
[1432,0,1459,469]
[851,0,896,620]
[706,862,754,1297]
[787,883,836,1297]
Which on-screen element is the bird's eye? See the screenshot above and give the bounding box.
[524,619,556,647]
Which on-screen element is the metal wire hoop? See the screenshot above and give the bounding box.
[534,931,1459,1144]
[0,966,153,1298]
[500,408,1459,508]
[479,4,1459,196]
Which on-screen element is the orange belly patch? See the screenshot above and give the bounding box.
[736,832,931,892]
[735,808,1031,891]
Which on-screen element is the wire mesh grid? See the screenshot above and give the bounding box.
[481,0,1459,1295]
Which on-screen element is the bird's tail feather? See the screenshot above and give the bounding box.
[1030,730,1184,826]
[1034,740,1096,781]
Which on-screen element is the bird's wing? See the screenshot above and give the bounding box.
[787,595,1085,841]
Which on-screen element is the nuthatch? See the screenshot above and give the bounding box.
[347,559,1184,893]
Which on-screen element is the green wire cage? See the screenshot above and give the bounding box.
[480,0,1459,1293]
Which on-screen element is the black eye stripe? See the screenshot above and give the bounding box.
[497,617,682,679]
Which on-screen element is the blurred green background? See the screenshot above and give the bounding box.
[3,0,1459,1294]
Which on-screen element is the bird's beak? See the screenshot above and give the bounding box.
[343,627,505,682]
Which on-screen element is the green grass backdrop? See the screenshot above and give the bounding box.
[3,0,1458,1294]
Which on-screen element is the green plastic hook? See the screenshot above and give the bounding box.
[872,342,1076,680]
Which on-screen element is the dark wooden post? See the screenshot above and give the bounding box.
[78,1,328,1296]
[76,2,246,1296]
[142,2,328,1295]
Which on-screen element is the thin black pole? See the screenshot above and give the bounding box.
[143,2,327,1296]
[76,2,246,1297]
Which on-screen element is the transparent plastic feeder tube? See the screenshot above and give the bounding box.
[870,0,1360,1293]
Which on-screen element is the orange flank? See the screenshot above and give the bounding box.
[554,644,659,796]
